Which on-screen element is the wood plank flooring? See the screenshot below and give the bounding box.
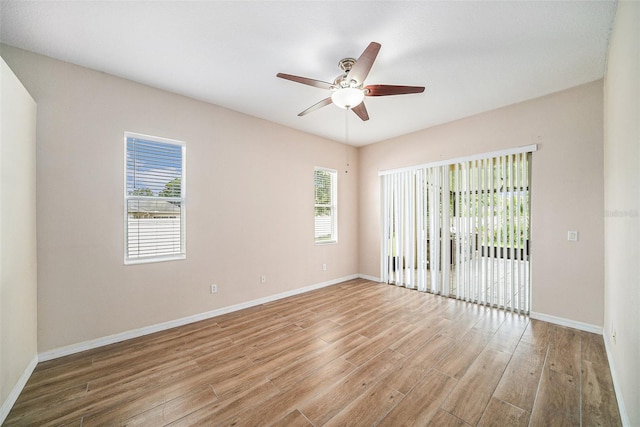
[5,279,622,426]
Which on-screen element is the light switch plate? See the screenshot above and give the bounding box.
[567,230,579,241]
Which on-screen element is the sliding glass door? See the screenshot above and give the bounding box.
[381,150,532,313]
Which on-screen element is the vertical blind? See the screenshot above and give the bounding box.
[125,134,186,263]
[381,147,533,313]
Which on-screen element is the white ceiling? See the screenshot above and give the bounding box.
[0,1,616,146]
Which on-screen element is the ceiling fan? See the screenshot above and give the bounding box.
[277,42,425,121]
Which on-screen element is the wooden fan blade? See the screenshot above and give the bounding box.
[351,102,369,121]
[277,73,334,90]
[347,42,381,84]
[365,84,425,96]
[298,97,333,116]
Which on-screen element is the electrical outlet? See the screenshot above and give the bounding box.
[260,275,266,284]
[210,284,217,294]
[322,263,327,271]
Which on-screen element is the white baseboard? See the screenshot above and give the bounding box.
[358,274,381,282]
[603,334,631,426]
[529,311,603,334]
[38,274,360,362]
[0,354,38,425]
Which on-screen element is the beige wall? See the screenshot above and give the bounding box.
[0,45,359,353]
[0,58,37,416]
[0,37,615,388]
[359,80,604,327]
[603,1,640,424]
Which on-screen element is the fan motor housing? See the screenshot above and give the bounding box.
[334,58,362,88]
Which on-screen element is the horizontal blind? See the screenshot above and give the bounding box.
[127,138,182,196]
[125,134,185,262]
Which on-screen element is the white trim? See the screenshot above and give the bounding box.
[314,240,338,246]
[124,253,186,266]
[603,335,631,426]
[529,311,603,334]
[0,355,38,425]
[378,144,538,176]
[358,273,381,282]
[38,274,360,362]
[124,131,186,147]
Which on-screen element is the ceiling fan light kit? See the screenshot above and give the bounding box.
[277,42,425,121]
[331,87,365,109]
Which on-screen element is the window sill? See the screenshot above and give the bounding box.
[125,254,186,265]
[315,240,337,246]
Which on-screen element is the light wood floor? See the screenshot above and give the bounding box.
[5,279,621,426]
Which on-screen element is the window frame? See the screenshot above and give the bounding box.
[124,132,186,265]
[314,167,338,245]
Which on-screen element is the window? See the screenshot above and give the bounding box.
[314,167,337,244]
[125,132,186,264]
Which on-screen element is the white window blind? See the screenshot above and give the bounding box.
[314,167,337,244]
[125,133,186,264]
[381,147,533,313]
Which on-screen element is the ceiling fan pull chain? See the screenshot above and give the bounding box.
[345,109,350,173]
[345,108,349,144]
